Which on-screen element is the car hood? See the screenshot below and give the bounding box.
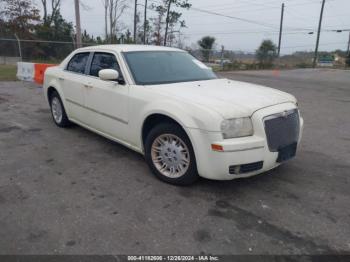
[147,78,296,119]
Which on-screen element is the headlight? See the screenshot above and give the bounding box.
[221,118,253,139]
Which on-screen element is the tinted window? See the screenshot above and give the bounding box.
[123,51,217,85]
[67,52,89,74]
[90,52,121,77]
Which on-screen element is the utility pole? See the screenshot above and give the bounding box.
[74,0,82,48]
[346,32,350,56]
[143,0,148,44]
[220,45,225,70]
[164,0,172,46]
[277,3,284,57]
[134,0,138,44]
[313,0,326,68]
[346,32,350,68]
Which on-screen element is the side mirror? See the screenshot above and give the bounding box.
[98,69,119,81]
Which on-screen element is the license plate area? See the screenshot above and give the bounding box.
[277,143,297,163]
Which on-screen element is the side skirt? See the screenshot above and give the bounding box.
[69,118,144,156]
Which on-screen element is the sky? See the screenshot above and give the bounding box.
[54,0,349,54]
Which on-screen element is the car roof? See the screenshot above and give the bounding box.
[76,44,185,53]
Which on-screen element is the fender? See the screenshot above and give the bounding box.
[44,70,70,117]
[135,99,223,153]
[139,98,223,130]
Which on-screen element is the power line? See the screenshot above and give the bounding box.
[189,7,279,29]
[147,0,280,29]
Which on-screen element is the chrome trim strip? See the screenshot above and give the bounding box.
[66,98,128,125]
[223,146,265,153]
[263,108,298,121]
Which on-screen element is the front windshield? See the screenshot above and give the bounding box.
[123,51,217,85]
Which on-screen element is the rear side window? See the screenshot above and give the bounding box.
[89,52,121,77]
[67,52,90,74]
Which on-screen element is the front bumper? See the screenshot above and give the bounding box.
[187,103,304,180]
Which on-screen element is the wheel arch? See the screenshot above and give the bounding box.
[47,86,58,102]
[45,84,70,117]
[141,113,197,158]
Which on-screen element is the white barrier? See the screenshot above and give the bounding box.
[16,62,35,82]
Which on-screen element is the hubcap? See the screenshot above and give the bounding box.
[151,134,190,178]
[51,97,63,123]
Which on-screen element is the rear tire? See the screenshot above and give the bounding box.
[49,90,71,127]
[145,123,198,185]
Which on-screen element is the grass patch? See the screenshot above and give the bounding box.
[0,64,17,81]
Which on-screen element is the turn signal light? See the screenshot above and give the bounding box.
[211,144,224,152]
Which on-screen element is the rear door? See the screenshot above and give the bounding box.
[84,51,130,142]
[62,52,91,122]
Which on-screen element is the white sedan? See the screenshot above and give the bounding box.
[43,45,303,185]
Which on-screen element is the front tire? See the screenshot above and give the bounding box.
[145,123,198,185]
[49,91,71,127]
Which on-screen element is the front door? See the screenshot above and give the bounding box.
[84,52,130,142]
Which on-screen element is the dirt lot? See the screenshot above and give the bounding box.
[0,69,349,255]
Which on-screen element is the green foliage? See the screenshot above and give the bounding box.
[256,39,277,69]
[167,0,191,27]
[138,19,152,44]
[198,36,216,62]
[1,0,95,61]
[0,0,41,58]
[0,0,40,37]
[35,12,73,42]
[32,12,74,60]
[119,29,134,44]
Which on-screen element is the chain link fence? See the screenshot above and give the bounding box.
[1,35,347,69]
[0,35,94,64]
[0,36,257,69]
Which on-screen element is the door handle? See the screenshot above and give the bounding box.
[58,77,64,81]
[84,84,93,89]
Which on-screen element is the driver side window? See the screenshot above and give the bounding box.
[89,52,123,80]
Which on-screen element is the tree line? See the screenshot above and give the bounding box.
[0,0,191,61]
[196,36,279,68]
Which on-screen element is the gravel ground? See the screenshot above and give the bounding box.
[0,69,349,255]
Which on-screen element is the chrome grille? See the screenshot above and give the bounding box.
[264,109,300,152]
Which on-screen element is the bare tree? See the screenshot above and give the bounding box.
[41,0,47,22]
[40,0,61,25]
[163,0,190,46]
[151,4,166,45]
[101,0,128,43]
[51,0,60,22]
[150,0,190,46]
[133,0,137,43]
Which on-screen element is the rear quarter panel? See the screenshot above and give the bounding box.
[43,66,66,105]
